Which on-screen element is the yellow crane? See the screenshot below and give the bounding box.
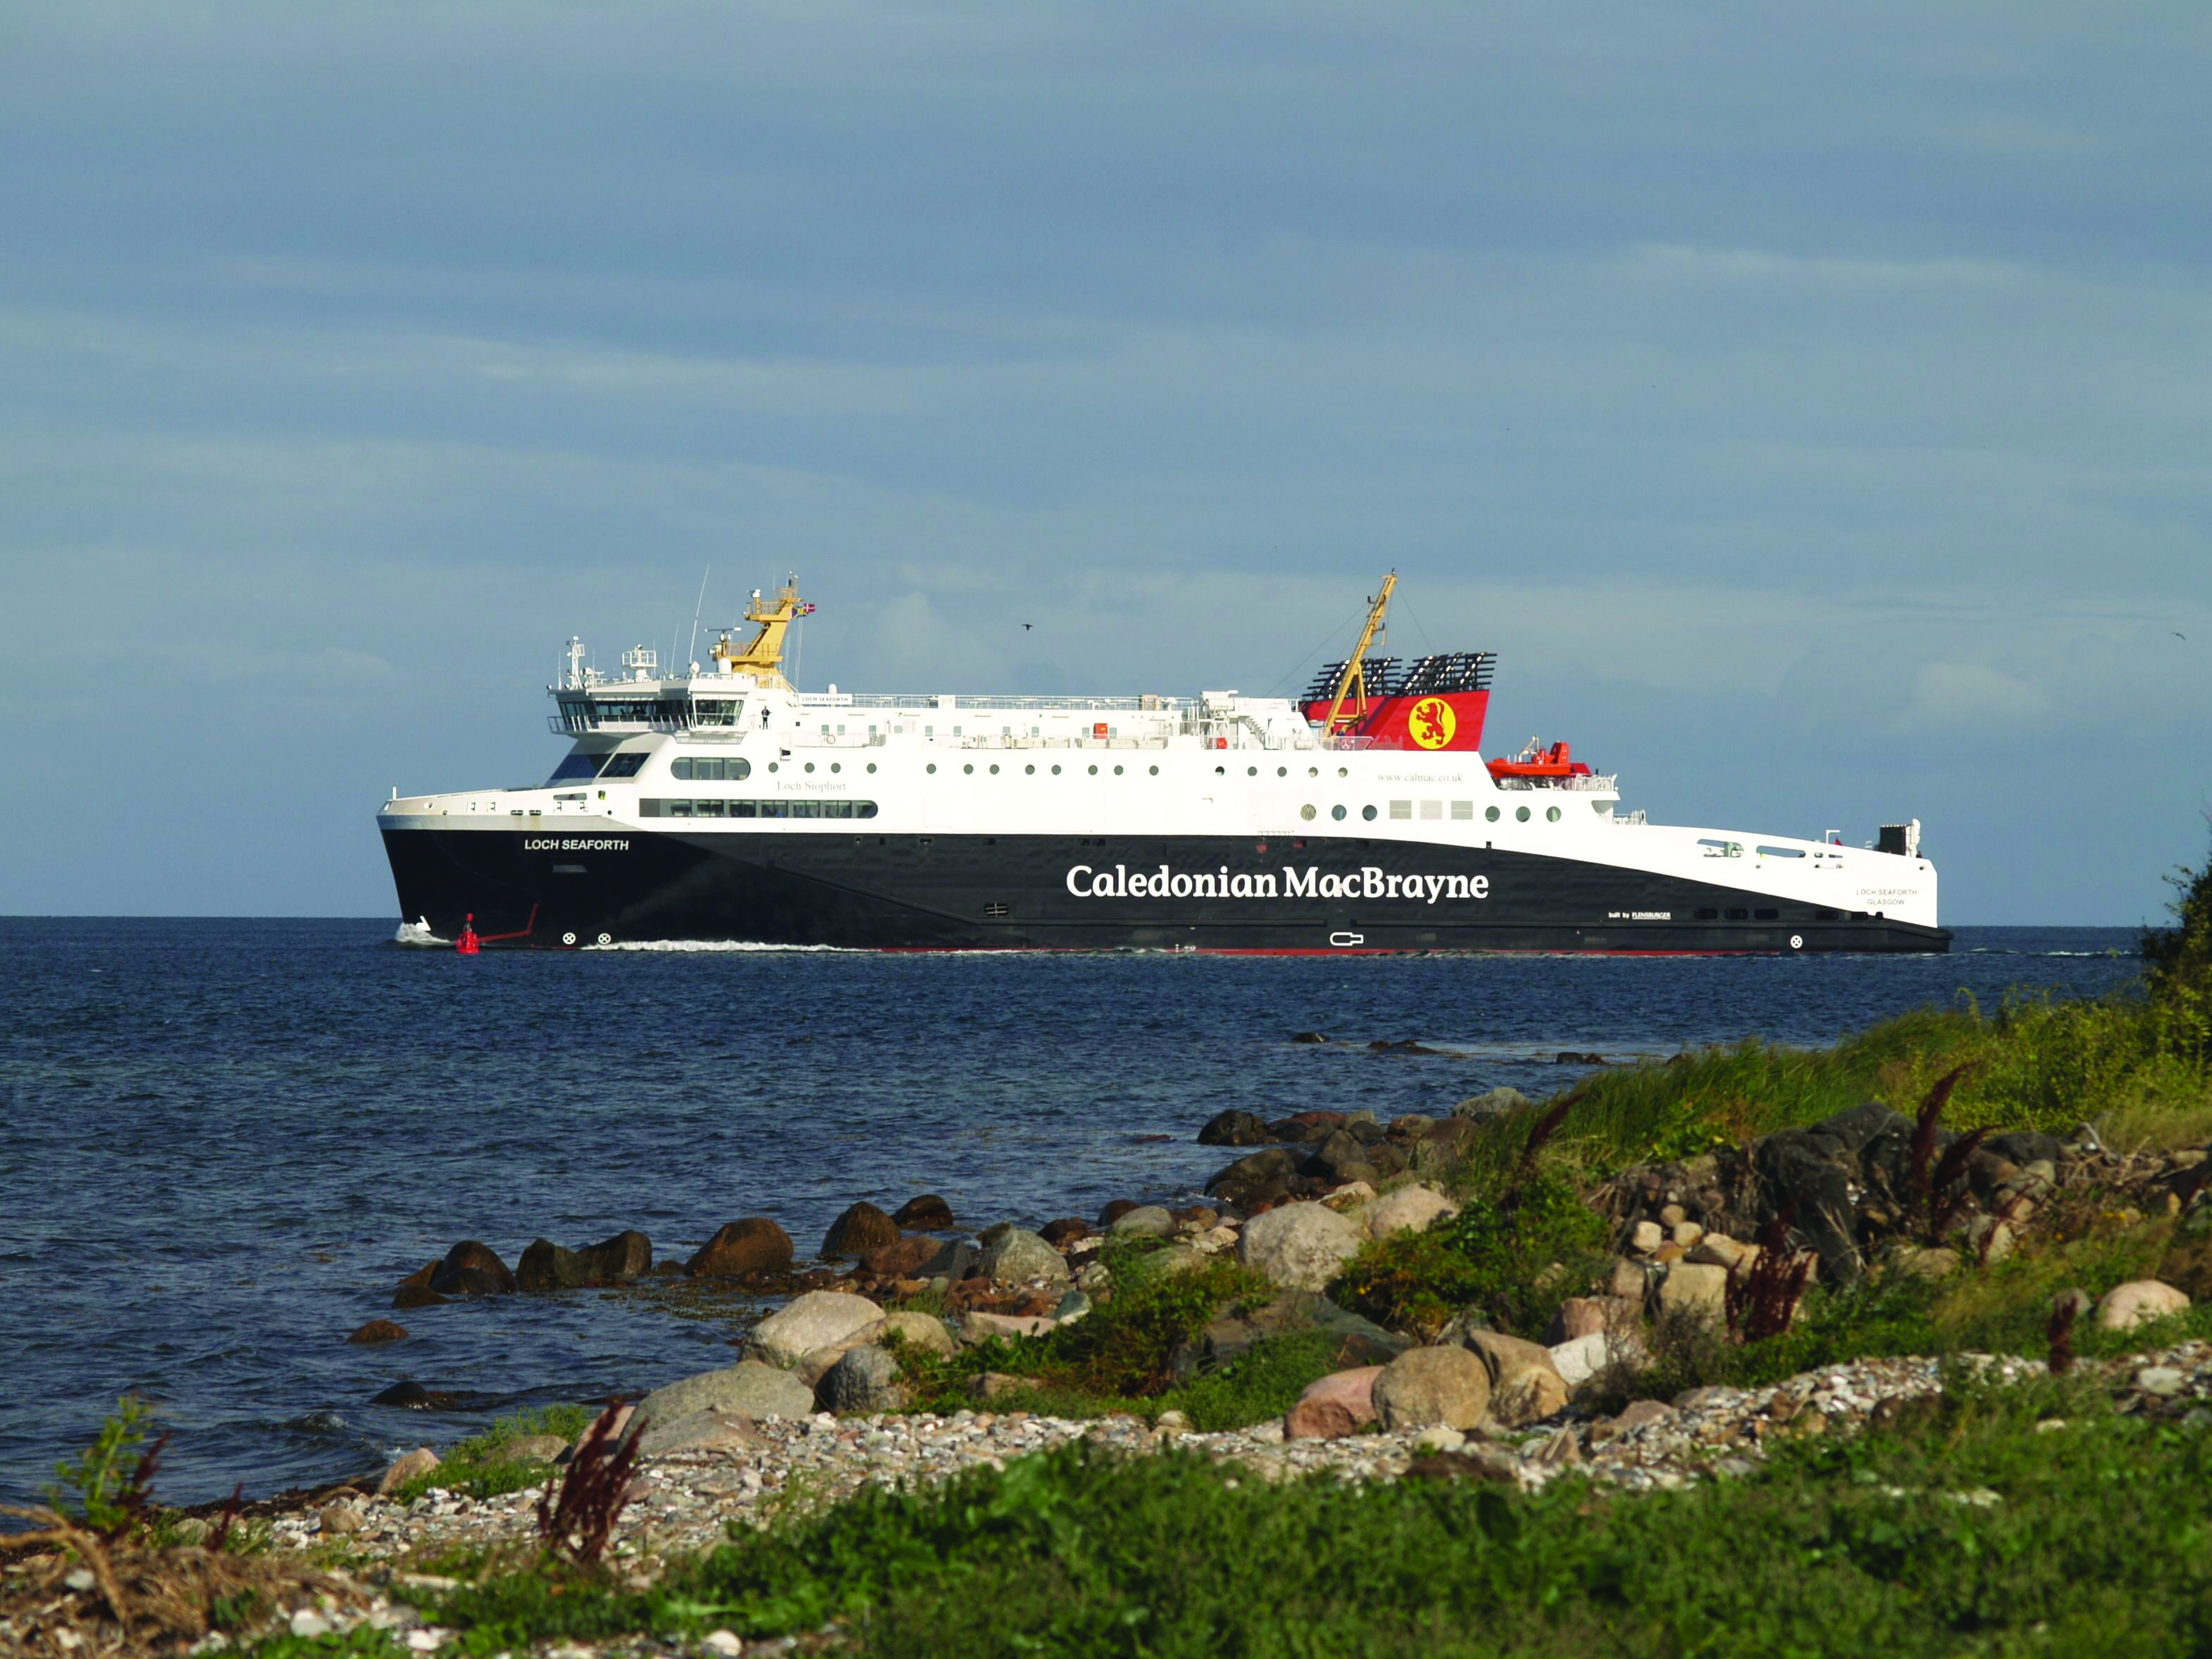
[1320,571,1396,736]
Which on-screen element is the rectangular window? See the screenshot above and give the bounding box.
[694,800,724,817]
[1419,800,1442,820]
[546,752,604,784]
[1695,907,1719,920]
[1450,801,1473,820]
[1756,846,1806,859]
[730,801,757,818]
[1724,907,1749,920]
[1389,800,1412,820]
[668,800,694,817]
[600,753,647,780]
[1754,907,1780,921]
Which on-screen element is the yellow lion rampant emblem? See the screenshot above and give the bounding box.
[1409,697,1455,749]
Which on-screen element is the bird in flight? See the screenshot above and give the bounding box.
[1023,622,1034,631]
[2178,631,2190,641]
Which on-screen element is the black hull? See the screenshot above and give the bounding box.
[381,826,1950,954]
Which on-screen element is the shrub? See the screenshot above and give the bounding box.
[1334,1165,1609,1339]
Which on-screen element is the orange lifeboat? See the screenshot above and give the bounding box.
[1486,739,1592,782]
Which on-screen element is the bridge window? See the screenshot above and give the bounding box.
[599,753,647,780]
[546,751,607,784]
[691,699,742,727]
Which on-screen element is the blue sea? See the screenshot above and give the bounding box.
[0,919,2141,1510]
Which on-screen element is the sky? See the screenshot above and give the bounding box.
[1,1,2207,923]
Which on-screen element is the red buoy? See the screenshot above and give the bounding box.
[456,912,481,955]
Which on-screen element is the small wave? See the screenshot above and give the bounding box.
[392,920,446,948]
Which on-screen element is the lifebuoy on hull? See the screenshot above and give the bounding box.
[380,827,1949,954]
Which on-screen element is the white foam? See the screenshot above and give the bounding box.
[584,939,853,953]
[392,920,446,948]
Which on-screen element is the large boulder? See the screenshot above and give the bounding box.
[1109,1206,1177,1239]
[1238,1202,1364,1291]
[1168,1292,1406,1381]
[817,1345,909,1414]
[1206,1147,1302,1198]
[891,1194,957,1230]
[858,1236,945,1280]
[1284,1366,1383,1439]
[1302,1128,1379,1188]
[637,1359,815,1423]
[2098,1280,2190,1332]
[1657,1263,1730,1326]
[878,1310,956,1359]
[1453,1088,1532,1121]
[1362,1184,1460,1240]
[576,1229,652,1282]
[1449,1327,1568,1426]
[821,1203,900,1260]
[634,1409,763,1458]
[429,1241,515,1296]
[750,1290,886,1369]
[1372,1346,1490,1431]
[517,1239,588,1293]
[1198,1109,1276,1147]
[979,1227,1071,1287]
[687,1218,795,1279]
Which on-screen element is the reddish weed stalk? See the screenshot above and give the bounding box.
[1725,1208,1815,1344]
[536,1402,639,1566]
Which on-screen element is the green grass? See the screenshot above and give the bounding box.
[890,1240,1277,1414]
[388,1403,593,1502]
[1418,988,2210,1192]
[376,1369,2212,1658]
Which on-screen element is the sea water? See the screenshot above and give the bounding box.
[0,918,2139,1506]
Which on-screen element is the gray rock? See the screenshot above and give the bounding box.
[1453,1088,1532,1121]
[750,1290,886,1368]
[1237,1202,1364,1291]
[817,1345,909,1414]
[980,1227,1071,1287]
[1372,1345,1491,1431]
[1053,1290,1093,1323]
[2098,1280,2190,1332]
[878,1310,956,1358]
[1169,1290,1406,1381]
[2135,1366,2188,1398]
[517,1240,588,1293]
[482,1433,568,1469]
[639,1359,816,1423]
[1657,1262,1730,1326]
[1362,1184,1459,1240]
[634,1409,764,1457]
[1109,1205,1177,1238]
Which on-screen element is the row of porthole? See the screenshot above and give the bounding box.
[1297,803,1565,824]
[753,756,1561,823]
[757,760,1353,780]
[926,762,1164,777]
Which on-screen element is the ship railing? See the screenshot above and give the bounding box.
[822,693,1181,713]
[548,714,700,736]
[1493,773,1619,793]
[1610,809,1648,826]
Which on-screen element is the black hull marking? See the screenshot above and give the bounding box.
[380,827,1950,954]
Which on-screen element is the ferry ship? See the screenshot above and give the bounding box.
[377,577,1947,952]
